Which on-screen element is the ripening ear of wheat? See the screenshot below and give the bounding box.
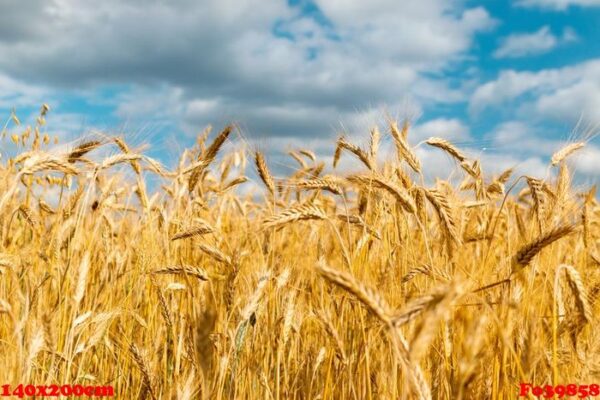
[254,151,276,196]
[171,219,215,240]
[426,137,467,163]
[551,142,585,166]
[512,223,578,271]
[390,121,421,173]
[0,110,597,400]
[262,202,328,229]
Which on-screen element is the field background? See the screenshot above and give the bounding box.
[0,109,598,399]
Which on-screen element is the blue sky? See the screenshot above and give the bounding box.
[0,0,599,181]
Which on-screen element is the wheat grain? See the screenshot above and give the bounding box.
[255,151,276,196]
[316,259,391,324]
[423,188,461,245]
[152,265,209,281]
[425,137,467,162]
[171,219,215,240]
[348,174,416,213]
[551,142,585,166]
[262,203,327,229]
[129,343,157,400]
[390,121,420,173]
[68,140,102,163]
[295,177,343,195]
[513,223,578,271]
[335,136,374,170]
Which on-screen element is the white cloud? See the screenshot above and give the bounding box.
[0,73,49,108]
[470,59,600,125]
[114,86,186,120]
[0,0,495,140]
[311,2,495,65]
[412,120,551,181]
[411,118,471,142]
[2,1,595,185]
[482,153,548,178]
[572,144,600,175]
[516,0,600,10]
[478,120,600,179]
[493,26,576,59]
[535,80,600,122]
[485,120,567,159]
[413,146,548,183]
[415,147,460,180]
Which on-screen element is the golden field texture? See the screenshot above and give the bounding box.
[0,107,599,399]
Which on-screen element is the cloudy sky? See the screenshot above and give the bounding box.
[1,0,599,182]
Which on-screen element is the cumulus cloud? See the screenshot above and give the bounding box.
[493,26,576,58]
[0,0,495,140]
[411,118,471,142]
[1,0,596,183]
[485,120,560,155]
[516,0,600,10]
[470,59,600,125]
[480,120,600,178]
[415,145,548,183]
[535,80,600,122]
[412,120,550,181]
[481,152,548,178]
[572,144,600,176]
[0,73,49,108]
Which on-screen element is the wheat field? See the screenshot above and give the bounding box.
[0,107,598,399]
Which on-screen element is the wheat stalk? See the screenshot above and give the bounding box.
[425,137,467,162]
[551,142,585,166]
[334,136,374,170]
[295,178,343,196]
[513,223,578,272]
[152,265,209,281]
[262,203,327,229]
[129,343,157,400]
[171,219,215,240]
[348,174,415,213]
[68,140,103,163]
[255,151,276,196]
[316,259,390,323]
[390,121,420,173]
